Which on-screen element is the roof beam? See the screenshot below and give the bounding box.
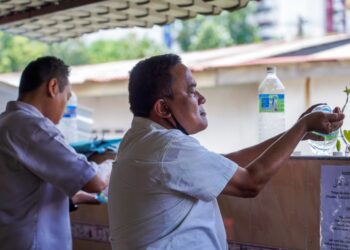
[0,0,108,25]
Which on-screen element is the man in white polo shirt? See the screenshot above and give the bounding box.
[108,54,344,250]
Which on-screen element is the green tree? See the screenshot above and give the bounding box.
[223,10,259,44]
[48,40,90,66]
[0,32,48,72]
[0,31,164,73]
[87,33,165,64]
[176,6,259,51]
[189,16,233,51]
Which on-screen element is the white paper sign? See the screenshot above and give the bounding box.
[321,165,350,249]
[71,221,109,242]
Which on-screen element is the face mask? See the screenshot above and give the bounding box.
[162,98,188,135]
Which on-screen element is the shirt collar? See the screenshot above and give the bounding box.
[132,116,167,131]
[6,101,44,119]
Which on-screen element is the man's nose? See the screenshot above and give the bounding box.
[197,91,206,104]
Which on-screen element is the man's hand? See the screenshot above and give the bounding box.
[298,103,326,120]
[72,191,100,205]
[300,104,342,141]
[301,107,344,135]
[94,159,114,184]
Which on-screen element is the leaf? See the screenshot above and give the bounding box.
[336,139,341,152]
[344,130,350,143]
[344,86,350,95]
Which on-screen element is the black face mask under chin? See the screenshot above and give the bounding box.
[163,111,188,135]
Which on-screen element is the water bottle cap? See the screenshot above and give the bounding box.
[312,104,332,113]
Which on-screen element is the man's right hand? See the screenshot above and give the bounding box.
[301,107,344,135]
[222,105,345,198]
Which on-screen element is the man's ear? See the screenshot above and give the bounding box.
[47,78,59,97]
[153,99,171,119]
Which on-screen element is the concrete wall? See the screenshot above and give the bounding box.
[77,79,309,154]
[1,60,348,154]
[0,83,17,112]
[78,94,132,138]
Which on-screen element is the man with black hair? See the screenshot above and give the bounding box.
[0,56,107,250]
[108,54,344,250]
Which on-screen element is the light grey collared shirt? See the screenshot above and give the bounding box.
[0,101,96,250]
[109,117,237,250]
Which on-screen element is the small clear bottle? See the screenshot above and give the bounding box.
[308,104,339,155]
[258,66,286,142]
[57,91,78,143]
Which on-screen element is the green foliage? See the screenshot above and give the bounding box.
[343,130,350,143]
[87,34,163,64]
[0,32,49,72]
[340,86,350,150]
[0,5,258,72]
[0,31,165,73]
[223,9,259,44]
[48,41,90,66]
[344,86,350,95]
[0,5,258,73]
[342,86,350,112]
[336,139,341,152]
[188,17,233,51]
[176,6,259,51]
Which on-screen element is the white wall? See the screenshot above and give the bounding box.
[194,84,258,153]
[0,84,17,112]
[77,81,308,154]
[77,62,350,155]
[78,94,133,137]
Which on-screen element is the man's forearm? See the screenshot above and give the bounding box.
[224,132,284,166]
[246,121,306,186]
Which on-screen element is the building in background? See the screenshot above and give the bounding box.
[346,0,350,32]
[326,0,346,33]
[1,34,350,155]
[254,0,346,41]
[0,80,95,142]
[0,82,16,111]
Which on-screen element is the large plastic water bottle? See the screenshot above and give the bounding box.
[57,91,78,143]
[308,104,339,155]
[258,66,286,142]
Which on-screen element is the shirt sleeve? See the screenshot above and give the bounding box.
[160,134,237,202]
[17,121,96,197]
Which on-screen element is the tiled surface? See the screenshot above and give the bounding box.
[0,0,250,42]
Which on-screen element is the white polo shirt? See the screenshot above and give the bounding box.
[108,117,237,250]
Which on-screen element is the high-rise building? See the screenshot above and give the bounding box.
[326,0,346,33]
[254,0,346,41]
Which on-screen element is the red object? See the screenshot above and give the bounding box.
[223,218,234,241]
[326,0,334,33]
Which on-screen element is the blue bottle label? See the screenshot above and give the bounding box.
[63,105,77,118]
[259,94,285,112]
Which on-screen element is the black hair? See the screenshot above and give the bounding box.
[128,54,182,117]
[19,56,70,96]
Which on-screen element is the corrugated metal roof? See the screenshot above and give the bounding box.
[0,0,251,43]
[190,34,350,69]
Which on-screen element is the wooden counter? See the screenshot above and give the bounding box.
[71,156,350,250]
[70,151,115,250]
[219,156,350,250]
